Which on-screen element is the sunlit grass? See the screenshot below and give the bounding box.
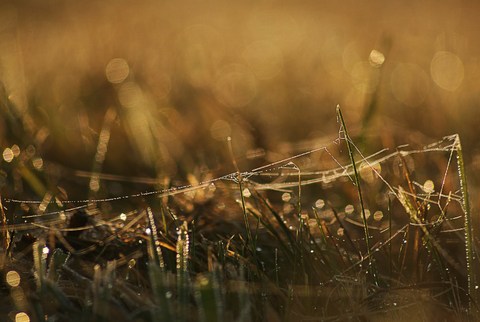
[1,1,480,321]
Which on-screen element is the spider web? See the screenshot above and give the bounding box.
[1,133,465,234]
[1,130,473,277]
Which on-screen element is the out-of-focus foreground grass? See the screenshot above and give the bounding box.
[1,1,480,321]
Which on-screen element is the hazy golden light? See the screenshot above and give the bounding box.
[430,51,464,91]
[3,148,14,163]
[243,40,283,80]
[210,119,231,141]
[343,41,362,73]
[245,10,303,52]
[214,64,257,108]
[176,24,224,88]
[105,58,130,84]
[351,61,379,94]
[321,36,345,78]
[391,63,429,107]
[6,270,21,287]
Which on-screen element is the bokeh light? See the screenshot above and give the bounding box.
[423,180,435,193]
[105,58,130,84]
[15,312,30,322]
[391,63,429,107]
[6,270,21,287]
[430,51,464,91]
[3,148,14,163]
[243,41,283,80]
[214,64,257,108]
[210,120,231,141]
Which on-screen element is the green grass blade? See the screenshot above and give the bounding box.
[336,105,378,286]
[455,134,478,310]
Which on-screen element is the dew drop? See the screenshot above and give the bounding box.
[282,193,291,202]
[423,180,435,193]
[315,199,325,209]
[345,204,354,215]
[337,227,344,237]
[373,210,383,221]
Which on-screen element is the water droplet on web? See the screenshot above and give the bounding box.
[345,204,354,215]
[315,199,325,209]
[423,180,435,193]
[373,210,383,221]
[337,227,344,236]
[282,193,291,202]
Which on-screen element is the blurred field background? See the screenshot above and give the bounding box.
[1,0,480,190]
[1,1,480,320]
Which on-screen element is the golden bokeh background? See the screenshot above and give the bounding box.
[1,0,480,198]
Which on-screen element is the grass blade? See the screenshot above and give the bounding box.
[336,105,378,286]
[454,135,478,311]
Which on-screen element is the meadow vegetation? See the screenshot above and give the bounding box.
[1,1,480,321]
